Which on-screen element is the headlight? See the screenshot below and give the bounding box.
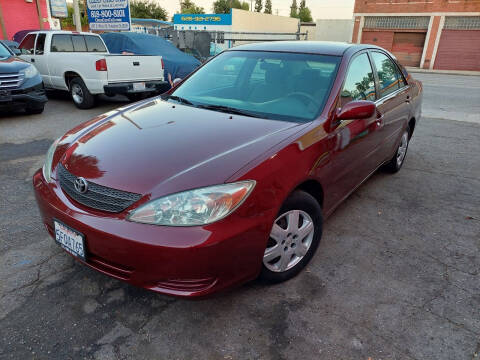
[42,138,60,183]
[128,181,256,226]
[21,64,38,78]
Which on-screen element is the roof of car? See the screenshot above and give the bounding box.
[229,41,378,56]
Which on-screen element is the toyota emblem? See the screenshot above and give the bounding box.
[74,177,88,194]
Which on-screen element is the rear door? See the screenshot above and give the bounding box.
[369,51,411,161]
[105,55,164,83]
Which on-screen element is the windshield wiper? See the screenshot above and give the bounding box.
[196,104,264,118]
[162,95,195,106]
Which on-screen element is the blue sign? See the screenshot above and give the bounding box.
[87,0,131,31]
[173,13,232,26]
[50,0,68,18]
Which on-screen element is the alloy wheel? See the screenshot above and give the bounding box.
[71,83,84,105]
[263,210,315,272]
[396,130,409,167]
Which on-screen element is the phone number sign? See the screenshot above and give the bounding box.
[87,0,131,31]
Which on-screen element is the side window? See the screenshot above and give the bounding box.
[35,33,46,55]
[371,52,400,97]
[19,34,36,55]
[51,34,73,52]
[341,53,376,107]
[84,36,107,52]
[72,35,87,52]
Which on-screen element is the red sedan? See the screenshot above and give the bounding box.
[33,42,422,297]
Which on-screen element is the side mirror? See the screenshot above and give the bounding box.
[336,100,376,121]
[13,48,21,56]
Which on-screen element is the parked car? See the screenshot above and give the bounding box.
[0,40,21,56]
[18,31,167,109]
[33,41,422,297]
[0,41,47,114]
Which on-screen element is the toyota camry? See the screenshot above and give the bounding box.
[33,41,422,297]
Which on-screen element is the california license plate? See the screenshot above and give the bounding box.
[54,220,86,261]
[133,82,145,91]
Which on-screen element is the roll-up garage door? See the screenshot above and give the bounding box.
[361,31,394,51]
[392,32,426,67]
[434,17,480,71]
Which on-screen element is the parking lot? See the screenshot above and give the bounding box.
[0,73,479,359]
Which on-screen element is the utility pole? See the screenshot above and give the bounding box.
[73,0,82,32]
[35,0,44,30]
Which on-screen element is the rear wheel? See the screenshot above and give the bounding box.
[383,126,410,173]
[260,190,323,283]
[70,77,95,109]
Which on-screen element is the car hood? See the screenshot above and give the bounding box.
[61,98,303,196]
[0,55,29,72]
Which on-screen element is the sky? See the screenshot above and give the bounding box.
[152,0,355,19]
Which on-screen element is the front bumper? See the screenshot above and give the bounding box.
[33,169,272,297]
[0,83,47,109]
[103,80,169,96]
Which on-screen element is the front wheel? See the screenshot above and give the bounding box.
[70,77,95,109]
[383,127,410,173]
[260,190,323,283]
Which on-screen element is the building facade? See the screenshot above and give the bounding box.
[352,0,480,71]
[0,0,50,40]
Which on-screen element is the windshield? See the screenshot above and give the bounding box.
[171,50,340,122]
[0,42,12,58]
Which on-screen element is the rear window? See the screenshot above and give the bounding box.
[51,34,73,52]
[72,35,87,52]
[85,36,107,52]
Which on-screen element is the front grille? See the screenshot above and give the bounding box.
[58,164,142,213]
[0,73,24,90]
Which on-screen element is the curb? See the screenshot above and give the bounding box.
[405,67,480,76]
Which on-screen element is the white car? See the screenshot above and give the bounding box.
[19,31,167,109]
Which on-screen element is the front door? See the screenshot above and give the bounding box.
[32,33,51,87]
[320,52,383,211]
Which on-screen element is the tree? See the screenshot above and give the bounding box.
[290,0,298,18]
[298,0,312,22]
[264,0,272,14]
[255,0,262,12]
[130,0,168,20]
[180,0,205,14]
[213,0,249,13]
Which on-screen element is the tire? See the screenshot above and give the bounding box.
[69,77,95,109]
[25,105,44,115]
[383,126,410,173]
[260,190,323,283]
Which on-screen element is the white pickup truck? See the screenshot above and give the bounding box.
[18,31,167,109]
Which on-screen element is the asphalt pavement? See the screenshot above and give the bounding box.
[0,75,479,360]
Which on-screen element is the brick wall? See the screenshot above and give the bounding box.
[1,0,50,40]
[354,0,480,14]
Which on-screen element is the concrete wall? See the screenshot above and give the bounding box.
[315,19,354,42]
[0,0,50,40]
[231,9,299,33]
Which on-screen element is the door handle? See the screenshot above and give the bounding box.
[406,95,411,103]
[133,61,140,66]
[31,58,35,63]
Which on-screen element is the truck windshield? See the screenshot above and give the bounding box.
[0,43,11,58]
[171,50,341,122]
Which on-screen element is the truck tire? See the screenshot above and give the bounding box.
[69,77,95,109]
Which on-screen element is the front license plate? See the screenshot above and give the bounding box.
[133,82,146,91]
[54,220,86,261]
